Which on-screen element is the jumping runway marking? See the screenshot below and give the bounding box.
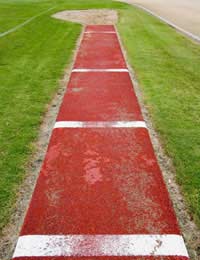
[72,69,129,73]
[13,234,189,258]
[54,121,147,129]
[12,24,189,260]
[84,31,116,34]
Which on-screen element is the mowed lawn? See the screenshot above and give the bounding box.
[0,0,200,234]
[0,0,126,232]
[118,8,200,225]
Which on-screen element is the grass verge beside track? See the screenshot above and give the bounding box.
[118,6,200,226]
[0,0,200,233]
[0,0,125,233]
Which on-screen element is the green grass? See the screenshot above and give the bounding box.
[118,7,200,225]
[0,0,200,234]
[0,0,126,232]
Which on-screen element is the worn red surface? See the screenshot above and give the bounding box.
[13,25,189,260]
[21,128,179,235]
[57,72,143,121]
[86,25,116,32]
[74,27,126,69]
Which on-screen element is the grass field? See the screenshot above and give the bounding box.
[118,8,200,226]
[0,0,200,233]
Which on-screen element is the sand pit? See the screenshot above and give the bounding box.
[52,9,118,25]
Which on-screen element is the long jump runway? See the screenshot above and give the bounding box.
[13,25,189,260]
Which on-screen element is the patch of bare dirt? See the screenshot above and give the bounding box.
[52,9,118,25]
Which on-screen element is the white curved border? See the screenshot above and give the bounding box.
[133,3,200,43]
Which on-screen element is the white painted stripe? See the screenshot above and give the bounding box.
[133,3,200,43]
[72,69,129,73]
[54,121,147,129]
[85,31,116,34]
[0,7,55,38]
[13,234,189,258]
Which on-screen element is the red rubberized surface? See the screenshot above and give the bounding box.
[86,25,115,32]
[57,72,143,121]
[21,128,179,235]
[74,27,126,69]
[13,25,189,260]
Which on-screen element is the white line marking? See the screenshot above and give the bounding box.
[54,121,147,129]
[0,7,55,38]
[133,3,200,43]
[13,234,189,257]
[72,69,129,73]
[85,31,116,34]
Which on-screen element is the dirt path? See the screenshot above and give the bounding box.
[119,0,200,38]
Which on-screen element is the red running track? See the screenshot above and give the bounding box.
[12,25,189,260]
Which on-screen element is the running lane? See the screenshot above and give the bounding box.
[12,25,189,260]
